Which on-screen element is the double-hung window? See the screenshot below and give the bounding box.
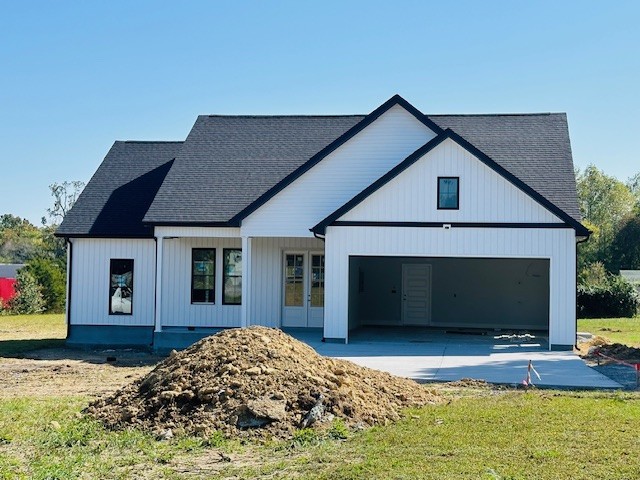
[192,249,215,303]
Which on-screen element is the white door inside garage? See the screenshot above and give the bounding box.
[282,252,324,328]
[401,264,432,325]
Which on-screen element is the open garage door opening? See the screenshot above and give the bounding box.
[348,256,549,333]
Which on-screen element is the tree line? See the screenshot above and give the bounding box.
[576,165,639,317]
[0,182,84,314]
[577,165,640,272]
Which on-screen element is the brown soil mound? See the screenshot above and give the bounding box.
[87,326,441,439]
[596,343,640,363]
[579,336,640,363]
[576,335,610,356]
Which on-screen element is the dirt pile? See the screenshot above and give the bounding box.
[578,336,640,363]
[590,343,640,363]
[576,335,610,357]
[87,326,441,439]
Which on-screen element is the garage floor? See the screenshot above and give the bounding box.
[286,327,622,389]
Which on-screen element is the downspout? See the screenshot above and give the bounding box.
[152,237,157,349]
[575,235,590,348]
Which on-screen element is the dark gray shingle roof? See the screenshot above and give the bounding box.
[143,115,365,224]
[57,141,182,237]
[60,101,583,236]
[428,113,580,222]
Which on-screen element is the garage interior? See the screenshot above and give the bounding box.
[348,256,550,333]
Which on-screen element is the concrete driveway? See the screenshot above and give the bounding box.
[288,328,621,389]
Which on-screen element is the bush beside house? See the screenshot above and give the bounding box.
[24,257,66,313]
[577,263,640,318]
[0,270,45,315]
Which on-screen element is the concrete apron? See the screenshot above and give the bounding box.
[287,328,622,389]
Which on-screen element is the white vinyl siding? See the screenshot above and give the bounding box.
[70,238,156,326]
[248,237,324,326]
[155,226,240,238]
[324,226,576,346]
[341,139,562,224]
[241,105,437,237]
[160,237,242,328]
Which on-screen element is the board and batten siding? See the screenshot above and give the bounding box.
[324,226,576,347]
[249,237,324,327]
[341,138,561,223]
[160,237,242,328]
[241,105,437,238]
[155,226,241,238]
[70,238,156,326]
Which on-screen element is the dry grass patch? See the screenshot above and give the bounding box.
[578,317,640,347]
[0,313,66,356]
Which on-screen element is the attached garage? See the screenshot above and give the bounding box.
[348,256,549,332]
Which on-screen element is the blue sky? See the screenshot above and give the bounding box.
[1,1,638,225]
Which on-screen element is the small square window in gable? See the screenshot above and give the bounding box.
[438,177,459,210]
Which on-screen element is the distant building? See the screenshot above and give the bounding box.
[0,264,25,305]
[620,270,640,292]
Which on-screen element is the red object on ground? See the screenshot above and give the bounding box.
[0,278,17,304]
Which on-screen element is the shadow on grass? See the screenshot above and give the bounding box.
[0,339,164,366]
[0,338,66,357]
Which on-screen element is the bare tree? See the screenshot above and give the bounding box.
[42,181,85,225]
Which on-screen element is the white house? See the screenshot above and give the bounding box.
[56,95,590,350]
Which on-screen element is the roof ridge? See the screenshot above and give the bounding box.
[122,140,184,144]
[427,112,564,117]
[204,114,366,119]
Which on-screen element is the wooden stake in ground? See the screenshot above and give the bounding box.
[523,360,541,387]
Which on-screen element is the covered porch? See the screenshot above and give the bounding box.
[153,226,326,345]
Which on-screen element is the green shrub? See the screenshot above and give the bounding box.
[328,418,350,439]
[578,267,640,318]
[7,270,45,315]
[291,428,320,447]
[578,262,609,288]
[25,257,66,313]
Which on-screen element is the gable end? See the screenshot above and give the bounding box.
[312,129,590,236]
[228,94,443,226]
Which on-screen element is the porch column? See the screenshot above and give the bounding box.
[241,236,252,328]
[154,235,164,333]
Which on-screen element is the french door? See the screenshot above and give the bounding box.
[281,251,325,328]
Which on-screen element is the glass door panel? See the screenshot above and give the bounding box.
[284,254,304,307]
[310,254,325,308]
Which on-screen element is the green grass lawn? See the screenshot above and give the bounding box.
[1,390,640,479]
[2,314,640,478]
[578,317,640,347]
[0,313,65,356]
